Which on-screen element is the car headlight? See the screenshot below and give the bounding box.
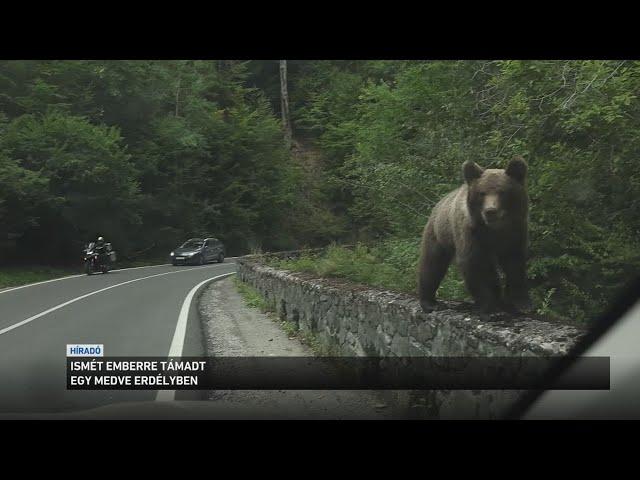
[170,252,174,256]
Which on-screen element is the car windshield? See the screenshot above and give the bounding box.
[181,240,203,249]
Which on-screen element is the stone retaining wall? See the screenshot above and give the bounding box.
[236,253,587,419]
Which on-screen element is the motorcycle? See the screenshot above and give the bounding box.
[83,242,116,275]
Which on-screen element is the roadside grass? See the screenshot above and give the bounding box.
[0,266,78,289]
[265,240,469,302]
[233,276,340,356]
[233,276,276,313]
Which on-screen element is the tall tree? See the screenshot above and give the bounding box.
[279,60,293,148]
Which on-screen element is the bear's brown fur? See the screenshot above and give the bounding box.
[417,156,531,314]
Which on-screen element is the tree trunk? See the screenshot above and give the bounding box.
[175,77,181,117]
[279,60,293,149]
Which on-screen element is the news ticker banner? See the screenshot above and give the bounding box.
[66,350,610,391]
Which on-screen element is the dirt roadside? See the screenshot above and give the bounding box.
[198,276,415,420]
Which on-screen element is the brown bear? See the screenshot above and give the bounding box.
[417,156,532,314]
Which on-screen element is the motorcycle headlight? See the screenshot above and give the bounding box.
[170,252,174,256]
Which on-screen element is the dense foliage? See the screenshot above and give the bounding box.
[0,60,299,262]
[281,60,640,323]
[1,60,638,322]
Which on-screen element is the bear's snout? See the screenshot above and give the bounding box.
[482,208,504,226]
[484,207,500,220]
[480,193,504,225]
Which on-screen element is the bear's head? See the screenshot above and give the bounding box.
[462,156,529,228]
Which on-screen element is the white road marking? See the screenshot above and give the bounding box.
[0,264,228,337]
[111,264,170,273]
[0,260,241,295]
[155,271,236,402]
[0,263,171,295]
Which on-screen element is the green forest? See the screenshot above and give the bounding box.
[1,60,639,323]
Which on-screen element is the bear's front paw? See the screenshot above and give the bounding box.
[472,301,507,321]
[420,299,439,313]
[508,296,534,314]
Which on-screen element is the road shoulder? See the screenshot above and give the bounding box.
[198,277,407,419]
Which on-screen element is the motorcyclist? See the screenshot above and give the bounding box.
[93,236,110,266]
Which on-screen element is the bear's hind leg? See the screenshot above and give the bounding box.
[418,241,453,312]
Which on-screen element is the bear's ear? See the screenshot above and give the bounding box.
[463,161,484,184]
[506,156,527,184]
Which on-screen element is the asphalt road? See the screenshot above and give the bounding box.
[0,261,236,414]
